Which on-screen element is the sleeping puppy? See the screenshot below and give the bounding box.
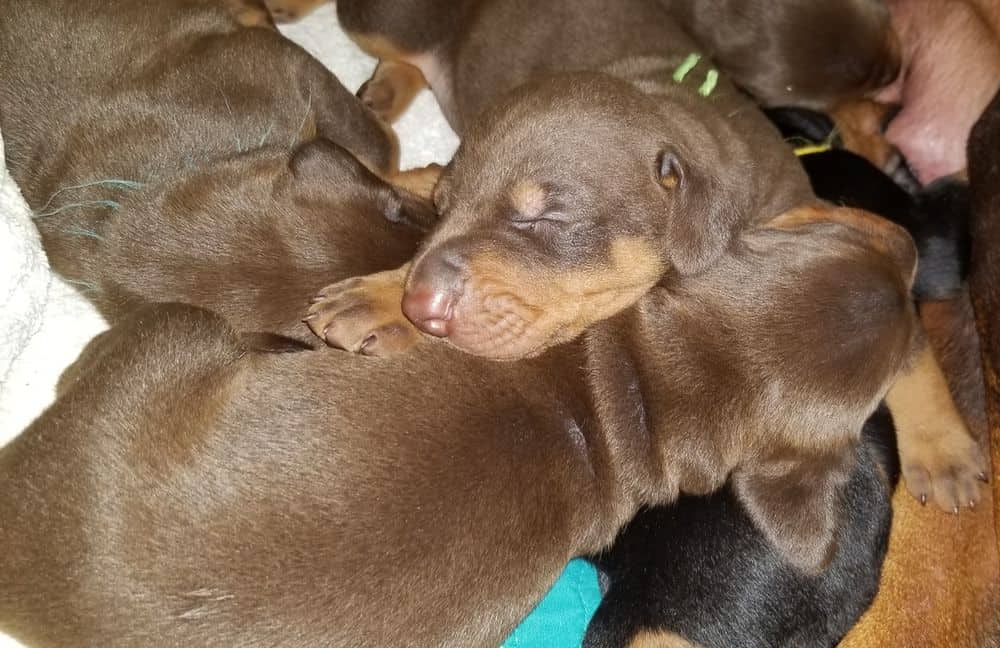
[584,408,899,648]
[0,0,437,343]
[301,0,985,511]
[0,193,917,647]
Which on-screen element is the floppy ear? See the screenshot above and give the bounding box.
[732,455,851,574]
[766,204,917,287]
[657,150,742,275]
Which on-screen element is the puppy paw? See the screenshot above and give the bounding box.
[303,267,420,357]
[901,429,987,513]
[391,164,444,201]
[358,60,427,123]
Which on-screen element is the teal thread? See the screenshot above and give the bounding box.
[63,278,101,294]
[37,179,140,213]
[34,199,121,219]
[672,52,701,82]
[61,225,104,241]
[698,69,719,97]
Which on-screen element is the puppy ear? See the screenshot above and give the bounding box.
[767,204,917,288]
[656,149,742,275]
[732,455,851,574]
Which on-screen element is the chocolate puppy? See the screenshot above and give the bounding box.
[0,192,916,647]
[0,0,435,343]
[303,0,985,511]
[659,0,900,110]
[0,4,951,645]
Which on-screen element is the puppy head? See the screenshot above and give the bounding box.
[400,73,752,359]
[709,0,900,110]
[104,138,434,329]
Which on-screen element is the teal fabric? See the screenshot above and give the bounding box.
[501,559,602,648]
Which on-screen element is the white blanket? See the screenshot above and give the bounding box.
[0,4,458,450]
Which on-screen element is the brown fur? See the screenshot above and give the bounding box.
[969,88,1000,585]
[0,0,434,345]
[323,0,984,511]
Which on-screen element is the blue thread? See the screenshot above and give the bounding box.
[61,225,104,241]
[37,179,141,213]
[62,278,101,294]
[34,199,121,219]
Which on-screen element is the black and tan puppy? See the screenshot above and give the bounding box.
[0,0,437,343]
[585,408,899,648]
[766,107,971,302]
[300,0,985,511]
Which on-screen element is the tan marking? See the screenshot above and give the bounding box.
[510,181,548,219]
[296,114,317,145]
[765,204,916,288]
[831,99,897,170]
[305,264,421,357]
[388,164,443,201]
[347,32,421,62]
[886,342,988,511]
[451,237,664,358]
[359,60,428,124]
[220,0,276,29]
[262,0,327,23]
[628,630,703,648]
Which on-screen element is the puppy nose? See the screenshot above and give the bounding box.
[403,249,465,337]
[402,288,455,336]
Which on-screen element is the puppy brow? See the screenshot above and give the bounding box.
[509,181,549,218]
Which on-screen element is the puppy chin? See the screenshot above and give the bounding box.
[445,306,551,361]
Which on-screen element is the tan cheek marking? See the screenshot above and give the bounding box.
[628,630,704,648]
[510,181,548,218]
[466,237,664,344]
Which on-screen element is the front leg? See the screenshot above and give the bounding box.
[887,342,988,512]
[304,263,423,357]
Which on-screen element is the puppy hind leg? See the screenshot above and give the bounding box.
[886,341,989,512]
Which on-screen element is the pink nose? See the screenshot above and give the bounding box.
[402,287,455,337]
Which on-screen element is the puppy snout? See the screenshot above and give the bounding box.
[403,252,464,337]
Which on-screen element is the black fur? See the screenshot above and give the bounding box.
[765,108,970,301]
[584,408,898,648]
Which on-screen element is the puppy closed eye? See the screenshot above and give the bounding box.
[510,209,571,231]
